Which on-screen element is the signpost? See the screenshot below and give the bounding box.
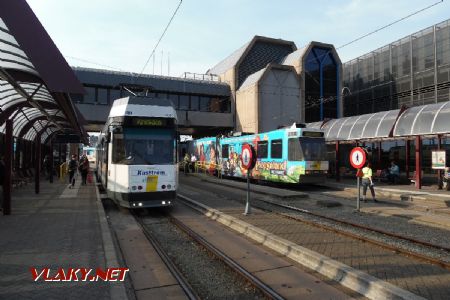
[241,144,256,215]
[349,147,367,212]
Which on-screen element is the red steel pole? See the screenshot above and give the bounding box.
[415,135,422,189]
[3,119,13,215]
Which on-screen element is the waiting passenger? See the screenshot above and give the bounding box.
[387,161,400,184]
[362,162,377,202]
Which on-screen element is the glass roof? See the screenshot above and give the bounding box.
[307,109,401,141]
[0,13,86,144]
[393,101,450,136]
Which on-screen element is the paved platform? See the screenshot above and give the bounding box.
[0,176,126,299]
[189,173,450,230]
[319,178,450,230]
[321,177,450,208]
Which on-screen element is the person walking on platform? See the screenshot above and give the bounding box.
[68,154,78,189]
[183,153,190,174]
[190,153,197,173]
[362,162,377,202]
[43,155,51,180]
[79,155,89,185]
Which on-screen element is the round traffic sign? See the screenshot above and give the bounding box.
[349,147,367,169]
[241,144,256,170]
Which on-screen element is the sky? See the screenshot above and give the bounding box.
[27,0,450,78]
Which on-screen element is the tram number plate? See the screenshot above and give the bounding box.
[146,175,158,192]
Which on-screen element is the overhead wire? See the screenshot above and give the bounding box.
[136,0,183,80]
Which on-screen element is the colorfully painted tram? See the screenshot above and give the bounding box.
[188,124,328,184]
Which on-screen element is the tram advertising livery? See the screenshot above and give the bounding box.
[96,96,177,208]
[189,124,328,184]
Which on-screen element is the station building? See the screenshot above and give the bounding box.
[310,18,450,188]
[72,37,343,136]
[68,18,450,189]
[71,67,232,136]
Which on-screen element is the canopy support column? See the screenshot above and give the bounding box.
[437,135,442,190]
[3,119,13,215]
[35,134,41,194]
[49,142,54,183]
[415,136,422,189]
[405,139,410,180]
[335,141,340,181]
[378,142,382,169]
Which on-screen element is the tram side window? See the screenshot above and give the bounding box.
[222,144,229,159]
[271,139,282,159]
[257,141,268,159]
[112,134,126,163]
[288,138,303,161]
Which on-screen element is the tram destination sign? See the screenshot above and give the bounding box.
[302,131,324,138]
[124,117,174,127]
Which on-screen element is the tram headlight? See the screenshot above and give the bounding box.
[138,203,143,207]
[162,201,166,205]
[162,185,166,189]
[138,186,142,190]
[167,184,171,189]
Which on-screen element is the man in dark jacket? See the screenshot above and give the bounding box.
[68,154,78,189]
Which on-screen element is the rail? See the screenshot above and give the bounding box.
[133,212,199,300]
[174,198,285,300]
[184,174,450,271]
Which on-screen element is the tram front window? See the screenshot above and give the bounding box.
[113,128,174,165]
[288,137,326,161]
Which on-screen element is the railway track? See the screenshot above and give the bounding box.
[182,176,450,271]
[168,210,285,300]
[133,209,284,300]
[255,196,450,270]
[132,212,199,300]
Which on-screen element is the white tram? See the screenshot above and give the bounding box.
[96,96,178,208]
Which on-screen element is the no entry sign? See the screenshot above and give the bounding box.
[350,147,367,169]
[241,144,256,170]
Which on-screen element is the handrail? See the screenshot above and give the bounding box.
[59,162,67,182]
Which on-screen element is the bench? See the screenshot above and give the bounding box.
[409,170,424,184]
[373,169,385,183]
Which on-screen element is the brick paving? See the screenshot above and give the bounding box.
[180,176,450,300]
[0,177,109,299]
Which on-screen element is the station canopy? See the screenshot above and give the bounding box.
[310,109,401,142]
[0,1,87,144]
[307,100,450,142]
[393,101,450,136]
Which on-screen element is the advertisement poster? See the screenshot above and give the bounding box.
[431,150,446,169]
